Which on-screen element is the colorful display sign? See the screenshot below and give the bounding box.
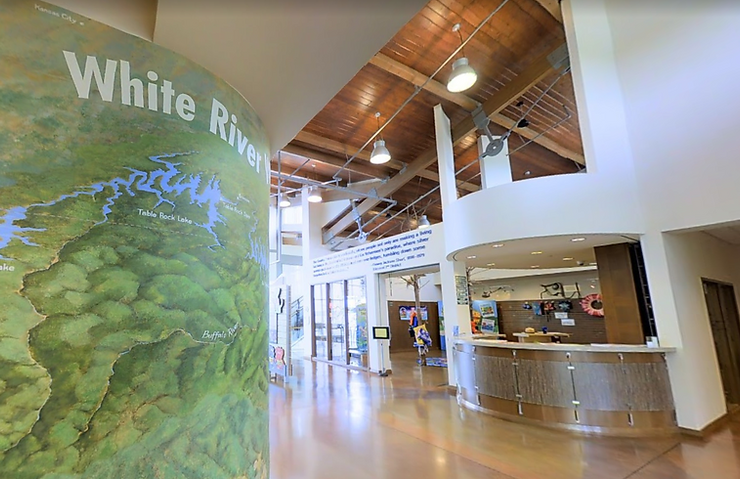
[399,305,428,321]
[472,300,499,334]
[0,2,269,477]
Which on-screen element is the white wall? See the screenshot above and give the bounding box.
[644,231,740,430]
[48,0,157,40]
[385,275,442,303]
[602,0,740,233]
[470,270,600,302]
[563,0,740,431]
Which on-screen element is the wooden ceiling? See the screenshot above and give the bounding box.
[271,0,584,245]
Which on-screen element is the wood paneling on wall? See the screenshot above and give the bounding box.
[497,300,607,344]
[387,301,440,353]
[595,244,645,344]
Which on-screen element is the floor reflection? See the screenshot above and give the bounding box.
[270,352,740,479]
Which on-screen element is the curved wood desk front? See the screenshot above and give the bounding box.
[453,339,677,436]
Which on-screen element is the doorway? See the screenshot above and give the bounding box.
[388,300,441,353]
[311,277,369,369]
[703,279,740,406]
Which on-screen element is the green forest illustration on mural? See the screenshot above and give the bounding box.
[0,2,269,478]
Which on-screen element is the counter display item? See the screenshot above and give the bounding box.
[471,300,499,334]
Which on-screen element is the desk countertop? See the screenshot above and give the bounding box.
[454,337,675,354]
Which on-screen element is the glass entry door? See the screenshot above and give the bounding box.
[311,278,368,369]
[329,281,347,364]
[312,284,328,360]
[347,278,368,367]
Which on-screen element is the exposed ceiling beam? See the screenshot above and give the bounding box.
[369,53,477,109]
[281,144,386,180]
[292,130,479,191]
[370,53,583,165]
[322,43,569,244]
[321,179,385,202]
[294,131,405,171]
[533,0,563,23]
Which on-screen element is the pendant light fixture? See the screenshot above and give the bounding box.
[447,23,477,93]
[307,186,323,203]
[417,214,431,229]
[370,111,391,164]
[306,163,323,203]
[278,194,291,208]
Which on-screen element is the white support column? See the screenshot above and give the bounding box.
[367,273,390,374]
[300,187,315,360]
[434,104,459,206]
[434,103,473,385]
[439,259,472,385]
[478,135,512,189]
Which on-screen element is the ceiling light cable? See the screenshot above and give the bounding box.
[332,0,512,180]
[477,65,571,160]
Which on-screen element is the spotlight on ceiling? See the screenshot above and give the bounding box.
[370,112,391,164]
[447,24,477,93]
[278,194,291,208]
[417,214,431,229]
[307,187,323,203]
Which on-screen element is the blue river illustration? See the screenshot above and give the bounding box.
[0,152,266,268]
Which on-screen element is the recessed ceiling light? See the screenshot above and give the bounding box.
[467,255,477,259]
[531,251,543,255]
[571,237,586,242]
[492,243,504,248]
[531,265,540,269]
[487,263,496,267]
[563,257,574,261]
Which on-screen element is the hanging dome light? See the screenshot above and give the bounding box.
[447,23,477,93]
[447,57,477,93]
[370,139,391,164]
[278,194,291,208]
[369,112,392,164]
[307,187,323,203]
[417,215,431,229]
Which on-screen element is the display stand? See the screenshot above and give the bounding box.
[269,279,292,381]
[372,326,391,377]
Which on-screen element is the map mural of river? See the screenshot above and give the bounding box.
[0,2,270,478]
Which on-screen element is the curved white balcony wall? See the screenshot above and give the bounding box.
[598,0,740,233]
[444,171,643,259]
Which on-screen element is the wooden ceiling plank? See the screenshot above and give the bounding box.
[370,52,584,164]
[321,43,568,244]
[532,0,563,23]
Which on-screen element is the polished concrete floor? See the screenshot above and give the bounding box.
[269,351,740,479]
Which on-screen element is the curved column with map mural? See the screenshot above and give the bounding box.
[0,2,269,478]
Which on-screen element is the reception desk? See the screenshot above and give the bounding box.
[453,339,677,436]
